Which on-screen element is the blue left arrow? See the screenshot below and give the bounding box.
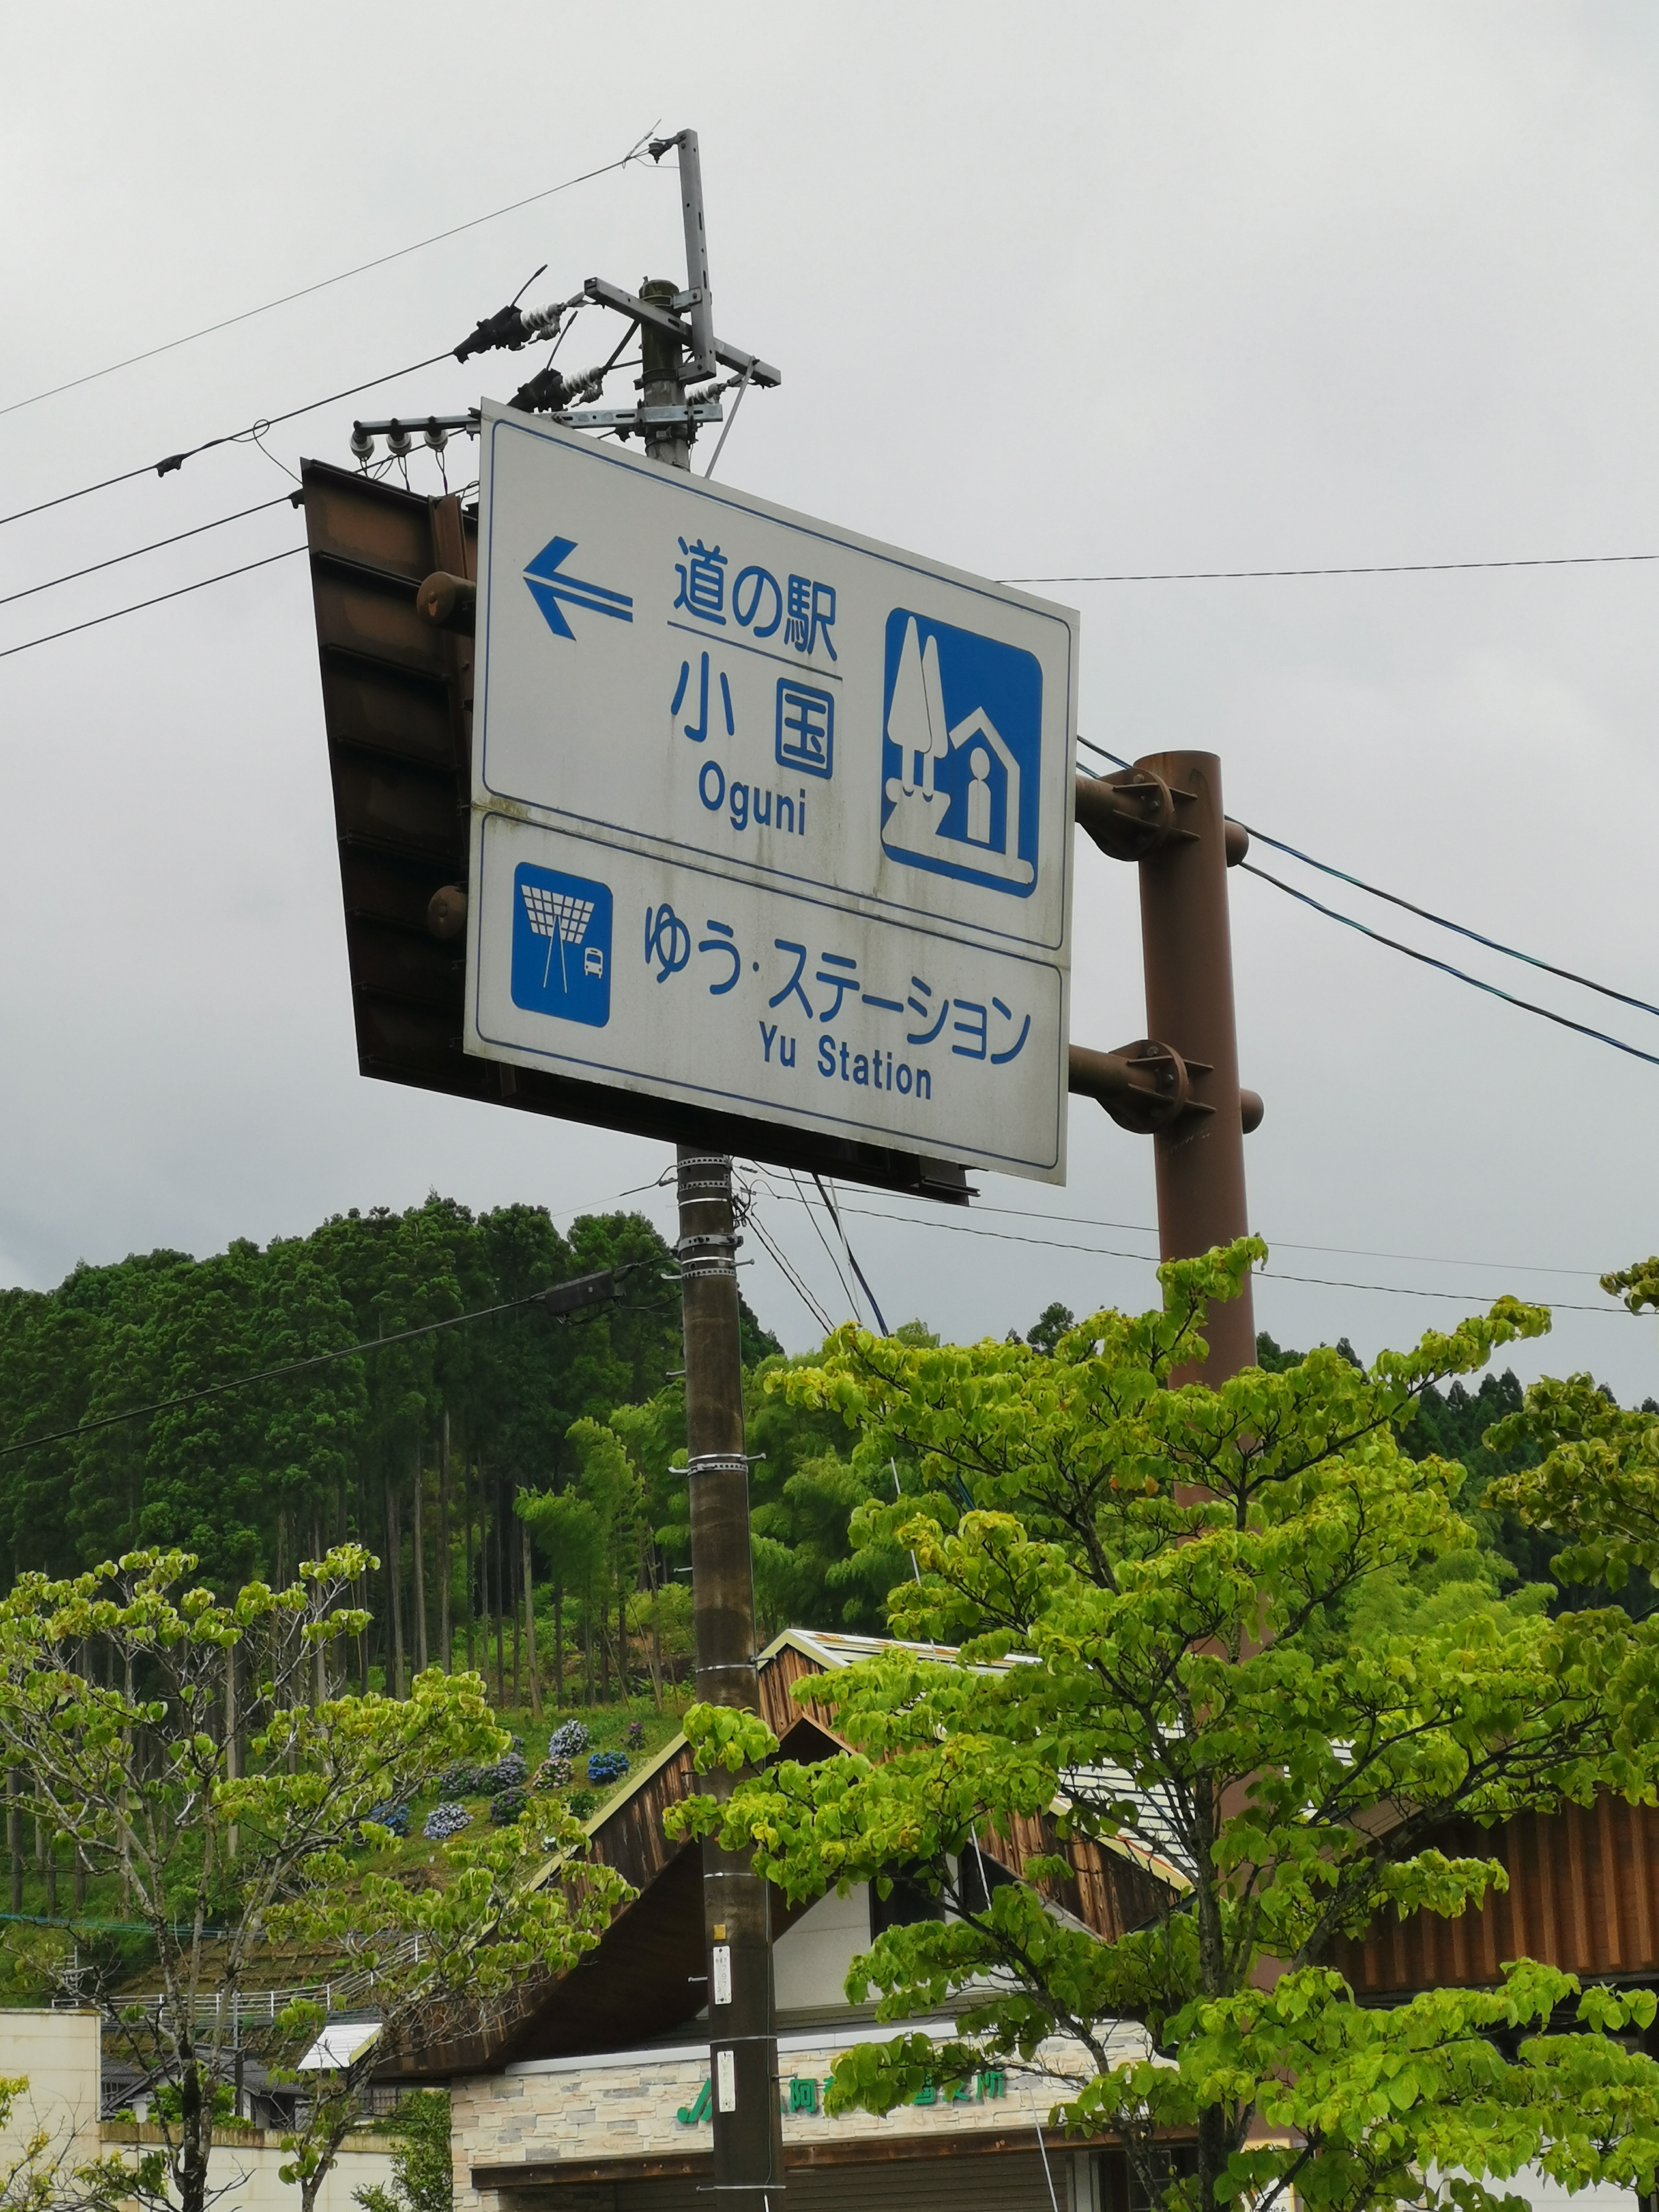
[523,535,634,640]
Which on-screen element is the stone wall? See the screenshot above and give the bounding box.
[452,2023,1140,2208]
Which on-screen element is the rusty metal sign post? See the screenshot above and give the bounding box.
[1072,756,1261,1381]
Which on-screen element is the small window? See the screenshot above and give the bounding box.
[1128,2147,1198,2212]
[956,1842,1013,1917]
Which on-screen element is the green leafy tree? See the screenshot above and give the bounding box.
[0,1549,622,2212]
[1484,1256,1659,1598]
[649,1351,916,1640]
[352,2091,452,2212]
[518,1418,645,1705]
[272,1810,623,2212]
[0,1196,708,1711]
[672,1244,1659,2212]
[0,2073,139,2212]
[1025,1301,1075,1354]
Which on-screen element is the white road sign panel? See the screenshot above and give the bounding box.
[464,402,1079,1181]
[469,816,1065,1177]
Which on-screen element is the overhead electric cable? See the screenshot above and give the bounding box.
[920,1198,1602,1282]
[786,1168,862,1320]
[0,546,306,661]
[1078,737,1127,764]
[1002,551,1659,584]
[766,1183,1609,1282]
[0,494,295,609]
[0,1269,638,1462]
[759,1185,1629,1316]
[0,130,657,421]
[1237,822,1659,1021]
[1076,736,1659,1050]
[1239,860,1659,1070]
[813,1172,891,1334]
[0,349,453,532]
[746,1209,835,1336]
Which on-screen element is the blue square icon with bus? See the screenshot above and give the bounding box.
[879,609,1042,897]
[510,863,612,1027]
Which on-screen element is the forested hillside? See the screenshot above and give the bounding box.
[1,1215,1644,1726]
[0,1196,778,1707]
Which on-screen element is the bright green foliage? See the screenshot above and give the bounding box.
[518,1418,645,1702]
[670,1243,1659,2212]
[0,2072,142,2211]
[353,2090,454,2212]
[1472,1258,1659,1602]
[1487,1369,1659,1594]
[650,1351,919,1637]
[273,1808,625,2212]
[1601,1258,1659,1315]
[0,1549,625,2212]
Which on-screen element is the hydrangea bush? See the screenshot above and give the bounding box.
[423,1803,471,1842]
[472,1753,528,1796]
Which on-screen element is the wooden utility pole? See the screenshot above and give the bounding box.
[642,269,784,2211]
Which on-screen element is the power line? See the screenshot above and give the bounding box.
[0,349,452,532]
[0,546,306,662]
[1077,737,1131,768]
[1239,860,1659,1071]
[948,1201,1603,1282]
[759,1185,1629,1318]
[1076,736,1659,1062]
[1002,551,1659,584]
[786,1168,863,1321]
[746,1208,835,1337]
[0,1268,637,1463]
[1237,821,1659,1022]
[0,132,657,421]
[756,1170,1606,1287]
[0,494,295,609]
[812,1173,891,1334]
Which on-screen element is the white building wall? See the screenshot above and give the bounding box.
[0,2011,394,2212]
[772,1883,871,2011]
[101,2120,394,2212]
[0,2010,102,2182]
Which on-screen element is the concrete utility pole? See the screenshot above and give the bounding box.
[642,280,785,2208]
[1073,749,1258,1382]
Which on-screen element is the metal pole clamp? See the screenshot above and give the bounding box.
[675,1230,742,1278]
[685,1453,752,1477]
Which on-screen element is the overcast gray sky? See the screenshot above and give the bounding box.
[3,2,1658,1398]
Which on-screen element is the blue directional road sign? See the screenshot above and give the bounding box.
[468,400,1079,1184]
[523,535,634,641]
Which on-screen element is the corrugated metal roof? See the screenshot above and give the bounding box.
[764,1632,1194,1889]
